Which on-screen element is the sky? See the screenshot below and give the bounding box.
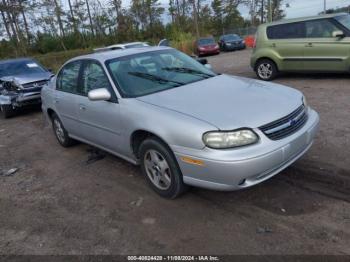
[120,0,350,20]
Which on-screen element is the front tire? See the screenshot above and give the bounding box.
[139,138,188,199]
[255,59,278,81]
[51,113,75,147]
[0,105,15,119]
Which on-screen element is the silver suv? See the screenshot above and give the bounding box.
[41,47,319,198]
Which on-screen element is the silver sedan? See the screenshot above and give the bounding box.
[41,46,319,198]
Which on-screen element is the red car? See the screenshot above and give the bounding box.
[195,37,220,57]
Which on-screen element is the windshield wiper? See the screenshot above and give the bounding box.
[162,67,215,79]
[128,71,185,85]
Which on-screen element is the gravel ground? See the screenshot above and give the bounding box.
[0,49,349,255]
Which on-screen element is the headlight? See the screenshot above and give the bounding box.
[203,129,259,149]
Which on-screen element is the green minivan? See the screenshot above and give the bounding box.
[251,13,350,80]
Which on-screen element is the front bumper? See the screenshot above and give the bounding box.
[0,92,41,107]
[172,108,319,191]
[224,43,246,50]
[198,49,220,55]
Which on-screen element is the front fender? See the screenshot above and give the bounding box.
[120,99,218,158]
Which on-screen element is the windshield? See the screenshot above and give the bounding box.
[198,38,215,46]
[335,15,350,30]
[223,34,241,41]
[106,49,216,97]
[0,60,47,78]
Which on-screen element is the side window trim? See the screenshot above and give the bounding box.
[80,59,118,103]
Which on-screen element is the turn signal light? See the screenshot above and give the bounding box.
[181,157,204,166]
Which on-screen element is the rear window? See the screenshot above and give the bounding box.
[267,22,305,39]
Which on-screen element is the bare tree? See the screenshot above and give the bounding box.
[85,0,95,36]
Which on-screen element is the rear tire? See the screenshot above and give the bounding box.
[51,113,76,147]
[0,105,15,119]
[255,59,278,81]
[139,137,188,199]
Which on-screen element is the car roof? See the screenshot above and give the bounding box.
[93,42,149,52]
[107,42,148,48]
[262,12,348,27]
[66,46,173,65]
[122,41,149,46]
[0,57,35,64]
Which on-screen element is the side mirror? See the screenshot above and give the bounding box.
[332,30,345,38]
[88,88,111,101]
[197,58,208,65]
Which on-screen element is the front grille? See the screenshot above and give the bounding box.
[22,80,48,89]
[259,105,308,140]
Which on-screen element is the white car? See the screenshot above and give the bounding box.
[93,42,150,53]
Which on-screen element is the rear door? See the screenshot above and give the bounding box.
[266,22,305,71]
[74,60,122,153]
[55,60,82,136]
[303,18,350,71]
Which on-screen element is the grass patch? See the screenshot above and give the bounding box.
[34,49,92,73]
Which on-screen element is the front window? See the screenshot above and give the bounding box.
[81,61,111,96]
[305,19,340,38]
[106,49,216,98]
[198,38,216,46]
[0,60,47,78]
[335,15,350,30]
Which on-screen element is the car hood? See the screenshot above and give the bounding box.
[0,72,53,85]
[136,74,303,130]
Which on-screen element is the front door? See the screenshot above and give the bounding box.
[75,60,122,153]
[303,19,350,72]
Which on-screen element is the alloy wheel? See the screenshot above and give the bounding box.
[144,149,172,190]
[53,118,65,144]
[257,63,273,80]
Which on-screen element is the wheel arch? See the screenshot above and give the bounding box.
[130,129,172,160]
[254,57,279,71]
[47,108,56,120]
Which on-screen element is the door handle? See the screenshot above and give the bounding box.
[53,98,59,104]
[271,43,276,48]
[79,104,86,111]
[305,43,313,47]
